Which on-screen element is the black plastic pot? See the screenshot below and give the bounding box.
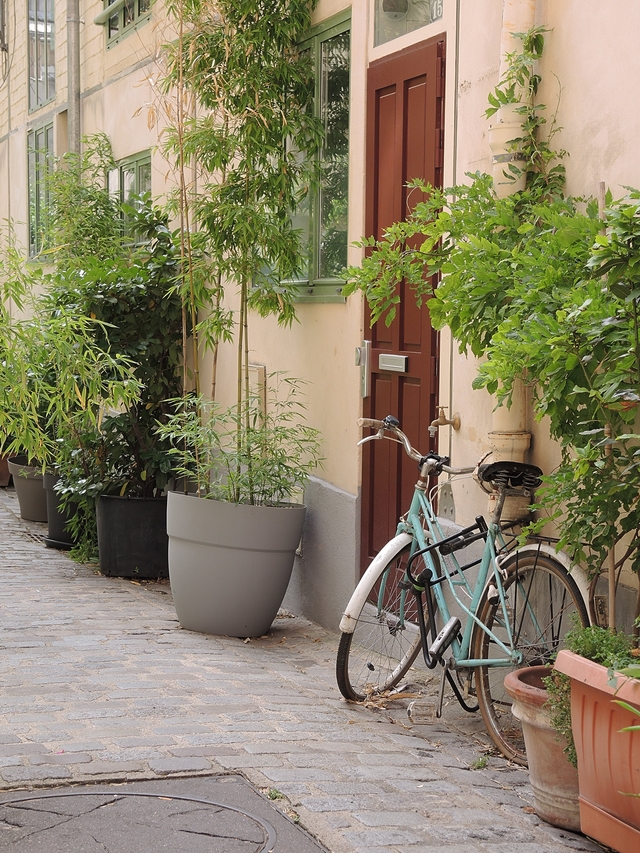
[43,473,76,551]
[96,495,169,579]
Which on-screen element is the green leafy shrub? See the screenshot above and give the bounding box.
[158,376,323,506]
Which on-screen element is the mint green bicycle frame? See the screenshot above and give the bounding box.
[392,481,526,670]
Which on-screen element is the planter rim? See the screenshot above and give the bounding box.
[99,494,168,503]
[168,490,305,510]
[555,650,640,705]
[7,455,44,475]
[504,665,554,710]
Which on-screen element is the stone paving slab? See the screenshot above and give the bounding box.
[0,487,608,853]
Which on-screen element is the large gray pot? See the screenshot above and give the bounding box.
[7,457,47,522]
[167,491,305,637]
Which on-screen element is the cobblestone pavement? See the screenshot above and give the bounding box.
[0,487,607,853]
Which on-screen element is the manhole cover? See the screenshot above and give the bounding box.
[0,776,327,853]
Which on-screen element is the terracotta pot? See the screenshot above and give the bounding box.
[504,665,580,831]
[555,650,640,853]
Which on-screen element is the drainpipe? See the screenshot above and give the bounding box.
[488,0,537,198]
[67,0,81,154]
[486,0,537,519]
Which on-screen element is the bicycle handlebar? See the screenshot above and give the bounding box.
[357,416,475,476]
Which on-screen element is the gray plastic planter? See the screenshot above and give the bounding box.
[7,457,47,522]
[167,490,305,638]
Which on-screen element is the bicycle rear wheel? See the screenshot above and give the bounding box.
[471,549,588,764]
[336,542,429,701]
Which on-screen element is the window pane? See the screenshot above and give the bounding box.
[28,0,37,107]
[36,0,45,105]
[123,0,135,28]
[121,165,136,206]
[374,0,443,47]
[137,161,151,196]
[27,124,53,255]
[318,30,350,279]
[108,13,119,38]
[46,0,55,100]
[138,0,150,14]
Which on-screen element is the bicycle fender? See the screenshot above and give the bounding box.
[505,543,589,607]
[339,532,413,634]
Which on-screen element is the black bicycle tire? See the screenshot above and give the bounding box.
[471,550,589,765]
[336,542,428,701]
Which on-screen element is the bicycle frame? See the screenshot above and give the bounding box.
[398,479,525,670]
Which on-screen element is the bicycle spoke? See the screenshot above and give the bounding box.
[472,551,588,765]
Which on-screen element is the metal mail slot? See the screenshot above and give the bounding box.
[378,354,408,373]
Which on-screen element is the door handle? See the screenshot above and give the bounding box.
[355,340,371,398]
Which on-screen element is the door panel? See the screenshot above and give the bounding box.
[360,36,445,574]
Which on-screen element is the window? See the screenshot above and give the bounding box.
[28,0,55,110]
[374,0,443,47]
[108,151,152,238]
[94,0,152,47]
[27,123,54,256]
[295,12,350,303]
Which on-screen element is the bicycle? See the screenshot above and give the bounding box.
[336,415,589,764]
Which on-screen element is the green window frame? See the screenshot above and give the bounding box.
[108,150,152,239]
[28,0,56,110]
[27,123,54,257]
[295,10,350,304]
[95,0,152,47]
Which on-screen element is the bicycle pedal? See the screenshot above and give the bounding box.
[428,616,461,660]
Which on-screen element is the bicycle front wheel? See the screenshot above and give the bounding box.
[471,549,588,764]
[336,542,429,701]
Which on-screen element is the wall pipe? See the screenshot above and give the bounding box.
[485,0,537,520]
[67,0,81,153]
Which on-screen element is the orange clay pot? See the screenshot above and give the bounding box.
[555,650,640,853]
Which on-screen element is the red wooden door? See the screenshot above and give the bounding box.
[360,36,445,573]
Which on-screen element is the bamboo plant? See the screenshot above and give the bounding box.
[161,0,324,504]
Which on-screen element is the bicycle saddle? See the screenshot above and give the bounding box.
[477,461,543,492]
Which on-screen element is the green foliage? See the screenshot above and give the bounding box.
[157,376,323,506]
[345,167,640,582]
[161,0,324,504]
[484,26,566,197]
[544,670,576,765]
[44,133,123,267]
[0,221,140,469]
[544,622,637,766]
[48,201,185,499]
[163,0,322,326]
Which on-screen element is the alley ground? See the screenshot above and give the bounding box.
[0,487,608,852]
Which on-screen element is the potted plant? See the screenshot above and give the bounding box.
[48,201,184,576]
[157,0,323,634]
[159,378,321,637]
[551,624,640,853]
[0,239,139,531]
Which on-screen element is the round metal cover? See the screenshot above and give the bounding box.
[0,791,277,852]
